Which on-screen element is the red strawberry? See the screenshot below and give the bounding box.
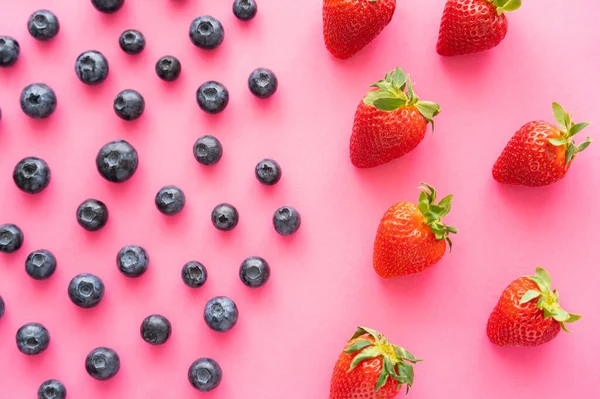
[487,267,581,347]
[323,0,396,59]
[374,184,456,278]
[493,103,592,187]
[350,68,441,169]
[436,0,521,56]
[329,326,420,399]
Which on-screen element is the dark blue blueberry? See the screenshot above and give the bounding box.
[119,29,145,55]
[188,358,223,392]
[193,136,223,166]
[189,16,224,50]
[0,224,24,253]
[117,245,149,278]
[273,206,301,236]
[91,0,125,14]
[140,314,171,345]
[27,10,60,41]
[68,273,104,308]
[155,56,181,82]
[16,322,50,355]
[248,68,278,99]
[0,295,5,318]
[0,36,19,67]
[25,249,57,280]
[204,296,238,333]
[38,379,67,399]
[13,157,51,194]
[239,256,270,288]
[113,89,145,121]
[233,0,258,21]
[255,159,281,186]
[96,140,138,183]
[211,203,239,231]
[20,84,57,119]
[182,261,207,288]
[155,185,186,216]
[76,199,109,231]
[196,81,229,114]
[75,50,109,85]
[85,347,120,380]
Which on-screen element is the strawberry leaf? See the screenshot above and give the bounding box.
[548,138,567,146]
[349,347,380,371]
[344,339,375,354]
[373,97,405,111]
[520,290,541,304]
[570,122,590,136]
[375,367,389,391]
[552,102,568,128]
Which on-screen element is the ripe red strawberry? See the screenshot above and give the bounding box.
[487,267,581,347]
[436,0,521,56]
[493,103,592,187]
[374,184,456,278]
[329,326,420,399]
[350,68,440,169]
[323,0,396,59]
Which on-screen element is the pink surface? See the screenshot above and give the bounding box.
[0,0,599,398]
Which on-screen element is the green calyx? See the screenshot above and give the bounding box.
[520,267,582,332]
[547,102,592,167]
[490,0,522,15]
[363,67,441,130]
[345,326,422,395]
[417,183,457,251]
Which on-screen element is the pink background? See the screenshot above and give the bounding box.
[0,0,599,397]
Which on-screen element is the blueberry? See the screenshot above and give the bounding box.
[117,245,149,278]
[119,29,145,55]
[68,273,104,308]
[91,0,125,14]
[255,159,281,186]
[193,136,223,166]
[188,358,223,392]
[239,256,270,288]
[16,323,50,355]
[233,0,258,21]
[25,249,57,280]
[85,347,120,380]
[204,296,238,333]
[0,224,24,253]
[155,56,181,82]
[211,203,239,231]
[113,89,145,121]
[20,84,57,119]
[0,295,5,318]
[0,36,20,67]
[96,140,138,183]
[140,314,171,345]
[155,185,186,216]
[248,68,278,99]
[181,261,207,288]
[38,379,67,399]
[273,206,301,236]
[196,81,229,114]
[75,50,109,85]
[76,199,109,231]
[13,157,51,194]
[189,16,224,50]
[27,10,60,41]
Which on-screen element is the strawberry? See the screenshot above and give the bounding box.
[493,103,592,187]
[436,0,522,56]
[374,184,456,278]
[329,326,420,399]
[487,267,581,347]
[350,68,441,169]
[323,0,396,59]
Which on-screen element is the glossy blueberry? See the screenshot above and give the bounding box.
[196,81,229,114]
[189,16,224,50]
[91,0,125,14]
[96,140,138,183]
[182,261,207,288]
[119,29,145,55]
[76,199,109,231]
[248,68,278,99]
[0,224,24,253]
[117,245,149,278]
[141,314,172,345]
[255,159,281,186]
[273,206,301,236]
[20,84,57,119]
[188,358,223,392]
[75,50,109,85]
[204,296,238,333]
[16,323,50,355]
[113,89,145,121]
[13,157,51,194]
[193,136,223,166]
[211,203,239,231]
[68,273,104,308]
[239,256,270,288]
[0,36,20,67]
[25,249,57,280]
[155,56,181,82]
[0,295,5,318]
[38,379,67,399]
[28,10,60,41]
[233,0,258,21]
[85,347,120,380]
[155,186,186,216]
